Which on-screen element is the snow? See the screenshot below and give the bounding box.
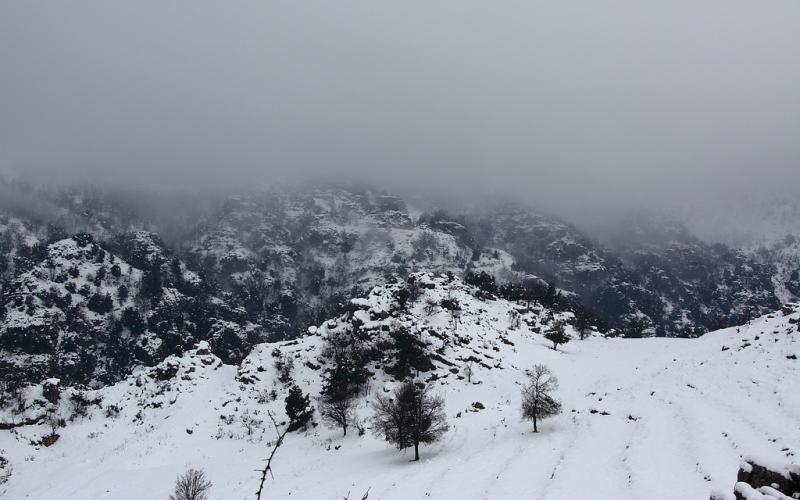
[735,482,794,500]
[1,276,798,499]
[743,456,800,481]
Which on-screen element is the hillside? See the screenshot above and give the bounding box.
[0,231,256,386]
[0,274,797,499]
[186,186,518,340]
[3,179,792,352]
[188,187,787,339]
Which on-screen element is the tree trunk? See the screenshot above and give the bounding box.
[533,414,538,433]
[414,441,420,461]
[343,424,347,436]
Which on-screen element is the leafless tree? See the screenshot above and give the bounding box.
[44,407,64,437]
[449,308,462,331]
[462,361,474,384]
[424,299,438,316]
[372,381,449,461]
[240,410,263,437]
[320,391,356,436]
[168,468,212,500]
[521,365,562,433]
[507,309,521,330]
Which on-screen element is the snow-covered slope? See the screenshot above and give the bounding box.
[1,181,792,347]
[0,276,798,499]
[0,231,257,386]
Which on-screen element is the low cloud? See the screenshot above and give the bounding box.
[2,0,799,235]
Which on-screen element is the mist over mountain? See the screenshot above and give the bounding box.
[3,0,800,238]
[1,177,797,388]
[2,1,800,498]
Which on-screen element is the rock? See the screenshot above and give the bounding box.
[714,459,800,499]
[42,378,61,404]
[155,359,180,381]
[194,341,211,356]
[41,434,59,447]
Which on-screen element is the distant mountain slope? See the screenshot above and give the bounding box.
[187,186,518,340]
[0,275,796,499]
[0,180,796,388]
[0,231,257,386]
[187,187,788,340]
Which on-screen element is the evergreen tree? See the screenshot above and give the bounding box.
[117,285,129,303]
[284,384,313,432]
[87,292,113,314]
[499,282,525,302]
[389,326,432,378]
[545,321,570,351]
[110,264,122,279]
[465,271,497,296]
[139,261,164,304]
[574,308,594,340]
[542,282,559,306]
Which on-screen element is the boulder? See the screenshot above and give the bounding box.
[41,378,61,404]
[713,459,800,500]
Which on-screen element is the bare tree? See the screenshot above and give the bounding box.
[240,410,263,437]
[168,469,212,500]
[44,407,64,437]
[462,361,474,384]
[507,309,521,330]
[372,381,449,461]
[320,389,356,436]
[521,365,562,433]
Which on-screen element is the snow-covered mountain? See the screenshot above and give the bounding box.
[183,185,787,341]
[1,273,797,499]
[1,179,797,388]
[186,186,517,340]
[0,230,258,386]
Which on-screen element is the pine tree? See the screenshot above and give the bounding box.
[542,282,559,306]
[574,308,593,340]
[284,385,313,432]
[545,321,570,351]
[139,261,164,304]
[390,326,432,378]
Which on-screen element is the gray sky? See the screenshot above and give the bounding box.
[1,0,799,218]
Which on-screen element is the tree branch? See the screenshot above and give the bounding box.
[255,411,289,500]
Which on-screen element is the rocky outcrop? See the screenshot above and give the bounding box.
[712,459,800,500]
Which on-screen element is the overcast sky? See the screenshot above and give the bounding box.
[1,0,799,218]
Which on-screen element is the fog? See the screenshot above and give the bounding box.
[2,0,799,234]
